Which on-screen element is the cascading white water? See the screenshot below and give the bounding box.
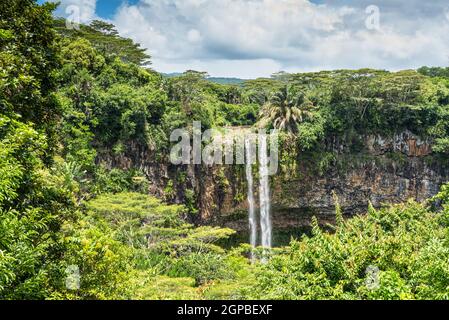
[245,133,272,262]
[245,138,257,261]
[258,134,272,250]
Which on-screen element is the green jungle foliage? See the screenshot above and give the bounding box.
[242,197,449,300]
[1,0,449,300]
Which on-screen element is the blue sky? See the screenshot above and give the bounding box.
[95,0,134,19]
[40,0,137,19]
[42,0,449,78]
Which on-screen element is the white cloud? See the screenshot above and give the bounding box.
[187,29,202,44]
[101,0,449,77]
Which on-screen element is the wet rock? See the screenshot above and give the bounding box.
[96,131,449,229]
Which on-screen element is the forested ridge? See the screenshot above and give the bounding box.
[2,1,449,300]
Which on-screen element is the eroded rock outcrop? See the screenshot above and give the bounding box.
[97,131,449,237]
[210,131,449,237]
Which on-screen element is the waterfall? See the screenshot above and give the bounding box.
[245,138,257,261]
[258,134,272,250]
[245,133,272,262]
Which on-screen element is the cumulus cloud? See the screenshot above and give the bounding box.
[107,0,449,77]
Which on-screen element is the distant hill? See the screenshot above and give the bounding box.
[208,77,246,85]
[161,72,183,78]
[161,73,246,85]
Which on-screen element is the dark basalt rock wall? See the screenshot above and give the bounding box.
[97,131,449,233]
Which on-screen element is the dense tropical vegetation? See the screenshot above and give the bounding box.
[1,0,449,300]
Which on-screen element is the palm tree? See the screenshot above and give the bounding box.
[258,86,314,133]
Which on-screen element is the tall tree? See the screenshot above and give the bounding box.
[53,19,151,66]
[0,0,76,299]
[0,0,61,156]
[259,85,314,133]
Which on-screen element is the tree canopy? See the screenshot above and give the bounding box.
[2,0,449,301]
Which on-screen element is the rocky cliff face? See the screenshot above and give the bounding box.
[275,131,443,213]
[97,131,449,241]
[219,131,449,238]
